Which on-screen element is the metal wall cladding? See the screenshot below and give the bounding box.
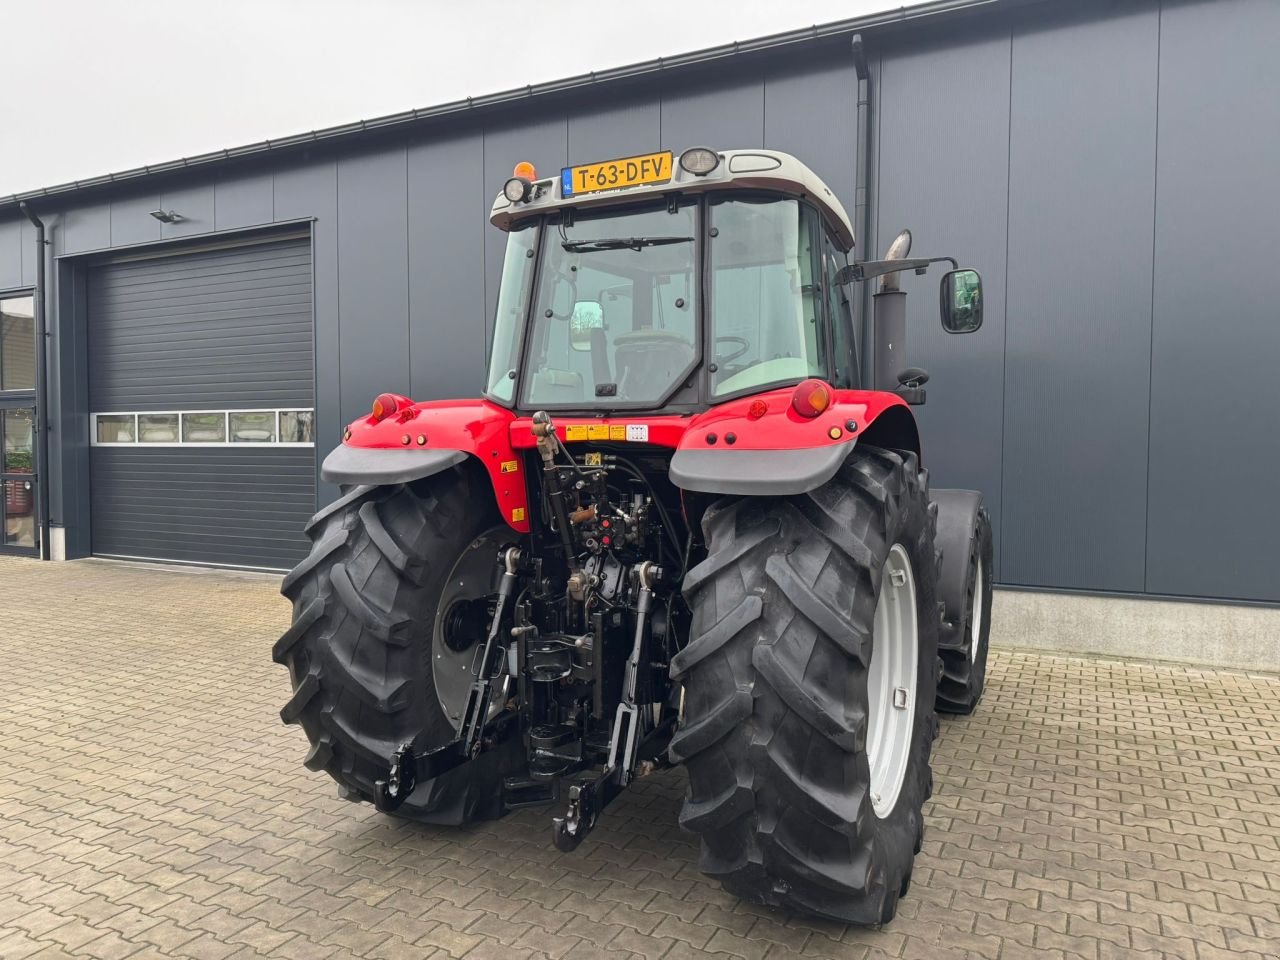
[999,1,1159,593]
[89,446,314,569]
[1145,0,1280,602]
[875,28,1012,578]
[87,237,314,411]
[871,0,1280,603]
[408,135,487,406]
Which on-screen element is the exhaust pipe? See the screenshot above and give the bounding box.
[873,229,912,390]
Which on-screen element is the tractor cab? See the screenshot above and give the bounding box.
[486,148,860,414]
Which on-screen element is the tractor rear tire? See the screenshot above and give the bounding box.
[672,446,940,925]
[272,465,518,824]
[935,508,993,715]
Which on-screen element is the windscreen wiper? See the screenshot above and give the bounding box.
[561,236,694,253]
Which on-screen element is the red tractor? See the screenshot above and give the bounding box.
[275,147,993,924]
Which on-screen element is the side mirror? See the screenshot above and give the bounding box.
[569,300,604,351]
[940,268,983,333]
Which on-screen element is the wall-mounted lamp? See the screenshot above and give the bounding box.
[148,209,184,223]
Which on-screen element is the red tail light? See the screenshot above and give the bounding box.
[791,379,833,419]
[370,393,400,422]
[746,399,769,420]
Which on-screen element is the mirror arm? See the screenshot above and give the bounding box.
[837,256,959,286]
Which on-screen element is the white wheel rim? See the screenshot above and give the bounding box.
[866,543,918,820]
[970,557,985,664]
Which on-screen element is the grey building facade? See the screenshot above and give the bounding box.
[0,0,1276,616]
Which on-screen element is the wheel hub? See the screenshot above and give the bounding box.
[866,543,919,820]
[432,527,512,731]
[970,557,985,664]
[442,597,489,653]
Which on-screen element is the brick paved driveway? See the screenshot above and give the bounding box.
[0,555,1276,960]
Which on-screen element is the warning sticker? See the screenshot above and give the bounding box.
[584,452,603,467]
[625,424,649,442]
[511,507,526,523]
[565,424,589,441]
[587,424,610,440]
[499,459,519,474]
[609,425,627,441]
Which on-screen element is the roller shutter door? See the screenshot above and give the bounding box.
[88,235,315,569]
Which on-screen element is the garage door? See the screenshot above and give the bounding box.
[88,235,315,570]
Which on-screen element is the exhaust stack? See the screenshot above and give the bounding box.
[873,229,912,389]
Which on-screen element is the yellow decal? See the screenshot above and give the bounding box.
[587,424,610,440]
[584,452,603,467]
[500,459,519,474]
[609,425,627,441]
[511,507,526,523]
[565,424,588,441]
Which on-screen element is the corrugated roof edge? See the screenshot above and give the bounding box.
[0,0,1029,214]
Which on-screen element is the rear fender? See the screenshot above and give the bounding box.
[668,387,915,496]
[323,398,531,533]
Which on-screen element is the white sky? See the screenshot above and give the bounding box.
[1,0,901,196]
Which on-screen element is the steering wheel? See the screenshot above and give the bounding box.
[715,336,750,364]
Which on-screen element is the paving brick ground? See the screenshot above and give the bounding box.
[0,555,1277,960]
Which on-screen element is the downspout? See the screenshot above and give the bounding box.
[850,34,874,386]
[18,201,50,560]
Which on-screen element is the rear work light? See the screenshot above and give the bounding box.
[791,379,833,419]
[504,161,537,203]
[504,177,531,203]
[370,393,400,422]
[679,147,720,176]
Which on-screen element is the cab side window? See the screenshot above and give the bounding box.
[823,232,858,388]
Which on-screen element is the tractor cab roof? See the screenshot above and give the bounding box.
[489,147,855,252]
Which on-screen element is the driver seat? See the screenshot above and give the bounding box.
[614,329,693,401]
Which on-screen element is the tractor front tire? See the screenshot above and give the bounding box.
[272,465,518,824]
[935,507,994,715]
[672,446,940,925]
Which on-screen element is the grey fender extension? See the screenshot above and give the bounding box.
[321,444,468,486]
[668,439,857,497]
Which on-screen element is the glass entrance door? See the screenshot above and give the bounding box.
[1,292,38,555]
[0,403,38,554]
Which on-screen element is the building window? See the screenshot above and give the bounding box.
[181,412,227,443]
[0,295,36,392]
[278,410,314,443]
[138,413,179,443]
[91,409,316,447]
[230,411,276,443]
[96,414,136,444]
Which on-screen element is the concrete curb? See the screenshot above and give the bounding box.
[991,588,1280,674]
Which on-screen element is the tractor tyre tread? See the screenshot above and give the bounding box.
[675,446,941,925]
[274,466,513,825]
[935,508,994,715]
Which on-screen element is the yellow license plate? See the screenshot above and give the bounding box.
[562,151,673,197]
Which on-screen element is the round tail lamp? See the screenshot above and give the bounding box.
[791,379,833,419]
[370,393,400,423]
